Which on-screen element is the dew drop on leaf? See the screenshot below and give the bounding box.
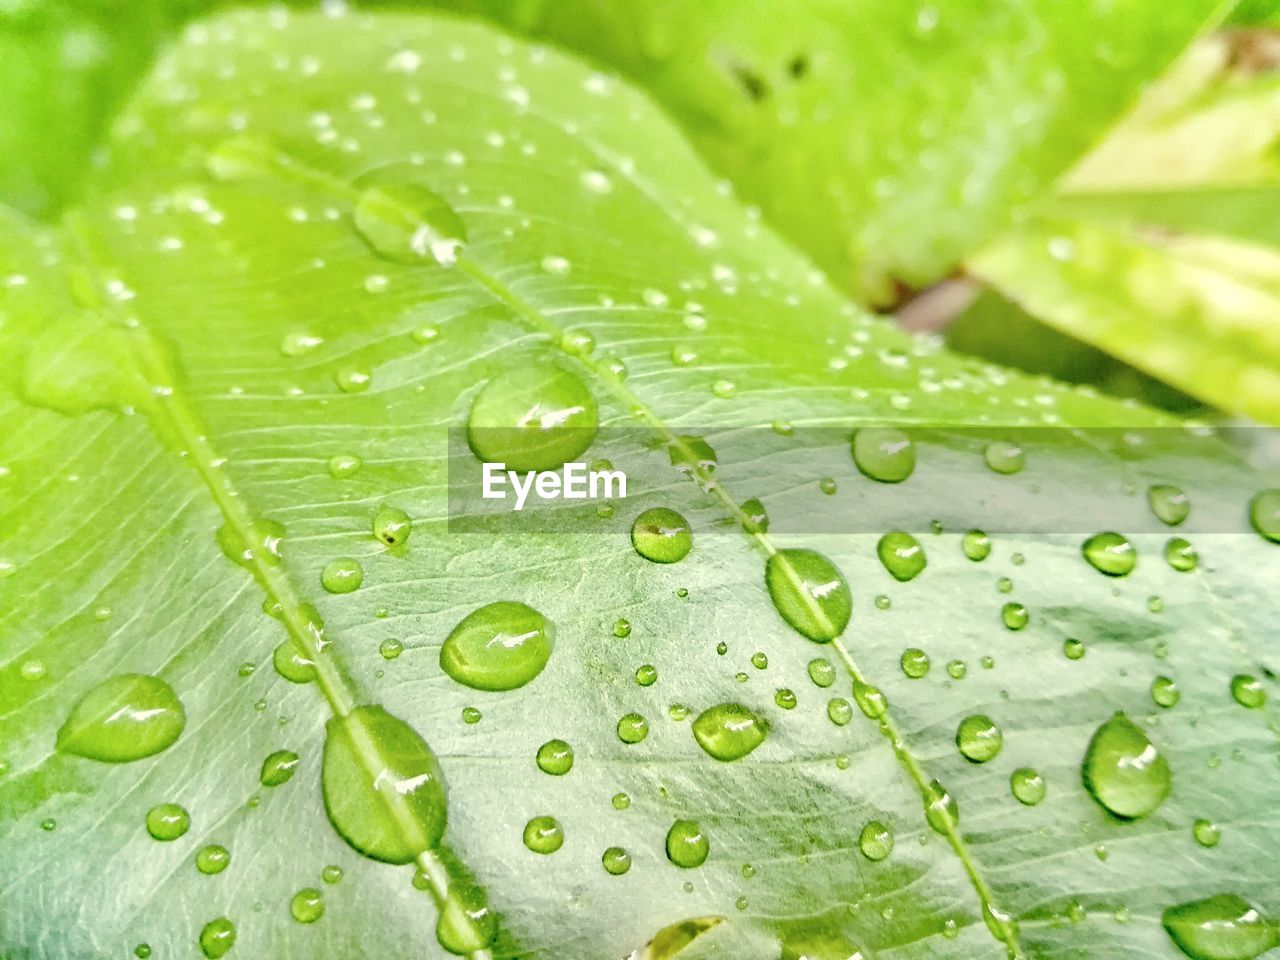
[774,688,797,709]
[1001,602,1029,631]
[522,815,564,854]
[379,638,404,660]
[923,779,959,835]
[199,918,236,959]
[1149,484,1191,526]
[851,427,915,483]
[1247,490,1280,543]
[195,844,230,875]
[290,888,324,924]
[1011,768,1046,805]
[335,365,372,393]
[321,865,343,885]
[353,181,467,266]
[858,820,893,861]
[765,548,851,642]
[956,714,1002,763]
[807,658,836,687]
[852,681,887,719]
[877,531,926,581]
[826,698,853,726]
[669,435,718,475]
[273,638,316,684]
[740,497,769,534]
[1082,712,1171,820]
[613,618,632,639]
[962,529,991,561]
[1162,894,1277,960]
[57,674,186,763]
[260,749,300,787]
[1230,675,1266,709]
[630,507,693,563]
[635,664,658,686]
[372,505,412,546]
[1152,676,1181,708]
[1165,537,1198,572]
[216,518,285,569]
[983,441,1024,475]
[321,705,446,864]
[436,881,496,955]
[602,846,631,875]
[1193,819,1221,848]
[439,601,554,691]
[900,648,930,678]
[617,712,649,744]
[690,703,768,761]
[665,819,709,868]
[321,557,363,594]
[1082,532,1137,577]
[145,803,190,841]
[328,454,362,479]
[535,739,574,775]
[466,365,598,471]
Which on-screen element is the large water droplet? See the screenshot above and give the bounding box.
[199,918,236,959]
[57,674,186,762]
[146,803,190,841]
[602,846,632,875]
[877,531,926,581]
[631,508,692,563]
[321,705,446,863]
[535,739,574,775]
[851,428,915,483]
[956,715,1002,763]
[273,637,316,684]
[440,601,554,691]
[666,819,709,868]
[372,505,412,547]
[522,815,564,854]
[691,704,768,761]
[195,844,230,875]
[1166,537,1199,572]
[321,557,363,594]
[1162,894,1277,960]
[962,529,991,561]
[290,888,324,924]
[1231,675,1266,709]
[900,648,930,678]
[1082,532,1137,577]
[354,181,467,265]
[1248,490,1280,543]
[617,712,649,744]
[1082,712,1171,820]
[765,549,851,642]
[466,365,597,472]
[1011,768,1046,805]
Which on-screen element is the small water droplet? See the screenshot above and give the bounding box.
[611,792,630,810]
[523,815,564,854]
[901,648,930,678]
[535,739,574,775]
[923,779,959,834]
[602,846,631,875]
[877,531,926,581]
[462,706,482,725]
[962,530,991,561]
[859,820,894,861]
[983,441,1024,475]
[1152,676,1181,708]
[560,327,595,356]
[1011,768,1046,805]
[290,888,324,924]
[1231,675,1266,709]
[328,454,362,479]
[617,712,649,744]
[1165,538,1199,572]
[379,638,404,660]
[1082,532,1137,577]
[58,674,186,763]
[613,618,632,638]
[956,715,1002,763]
[321,557,363,594]
[353,181,466,265]
[666,819,709,868]
[372,505,411,547]
[852,428,915,483]
[630,508,692,563]
[1064,638,1086,660]
[691,704,768,761]
[1148,485,1191,526]
[334,365,372,393]
[808,658,836,688]
[440,601,554,691]
[827,698,853,726]
[775,688,797,709]
[321,865,344,884]
[146,803,190,841]
[280,330,323,357]
[852,681,887,719]
[1193,818,1221,848]
[260,749,300,787]
[1082,712,1171,819]
[196,844,230,875]
[1248,490,1280,543]
[1001,602,1029,631]
[199,918,236,958]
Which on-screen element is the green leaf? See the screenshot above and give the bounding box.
[419,0,1226,302]
[2,9,1279,960]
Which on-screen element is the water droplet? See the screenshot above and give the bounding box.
[877,531,926,581]
[1165,538,1199,572]
[146,803,190,841]
[290,888,324,924]
[199,918,236,958]
[321,705,445,863]
[602,846,631,875]
[851,428,915,483]
[765,549,851,642]
[1082,712,1171,819]
[750,652,768,670]
[353,181,466,265]
[617,712,649,744]
[436,882,497,955]
[522,815,564,855]
[57,674,186,763]
[997,576,1013,594]
[1001,602,1029,631]
[195,844,230,874]
[217,518,285,569]
[666,819,709,868]
[983,441,1024,475]
[467,365,597,472]
[1231,675,1266,709]
[260,749,300,787]
[135,944,152,958]
[852,681,887,719]
[321,557,363,594]
[372,505,411,547]
[1149,485,1191,526]
[273,637,316,684]
[440,601,554,691]
[1162,894,1277,960]
[669,435,717,476]
[335,365,372,393]
[923,779,959,834]
[962,530,991,561]
[740,498,769,534]
[901,648,930,678]
[808,658,836,688]
[328,454,362,479]
[630,508,692,563]
[956,715,1002,763]
[634,663,658,686]
[1152,676,1181,708]
[280,330,323,357]
[1082,532,1137,577]
[611,792,630,811]
[691,704,768,761]
[859,820,894,861]
[613,618,632,638]
[560,327,595,356]
[461,706,482,725]
[775,688,797,709]
[1248,490,1280,542]
[1011,768,1046,805]
[540,254,571,275]
[712,379,737,399]
[827,698,853,726]
[535,739,574,775]
[20,659,45,681]
[321,865,343,884]
[412,324,440,344]
[379,638,404,660]
[947,659,967,680]
[1193,819,1221,848]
